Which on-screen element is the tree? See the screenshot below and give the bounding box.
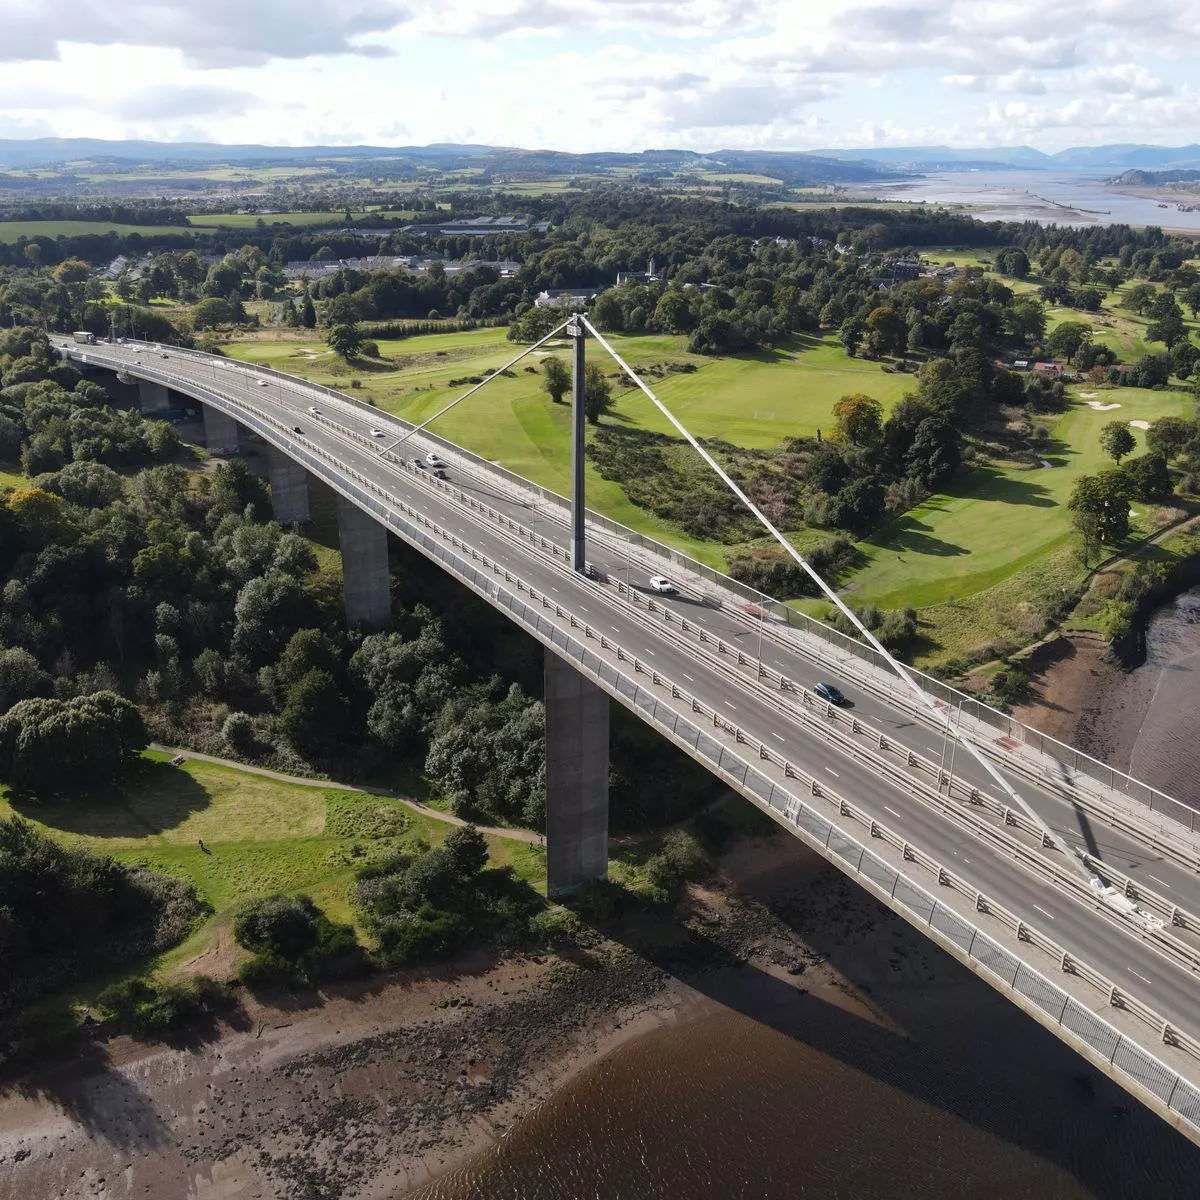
[542,356,570,404]
[995,247,1030,278]
[231,574,318,667]
[1122,453,1172,503]
[1146,416,1193,461]
[582,361,613,424]
[1147,310,1185,350]
[1128,353,1173,388]
[1185,283,1200,320]
[831,393,883,445]
[53,258,90,285]
[839,315,865,357]
[827,476,885,534]
[441,824,489,879]
[300,291,317,328]
[1099,421,1136,464]
[235,894,320,960]
[592,291,624,331]
[278,669,350,756]
[1046,321,1093,364]
[327,322,364,360]
[865,305,904,357]
[0,691,146,795]
[1124,283,1156,315]
[1006,297,1046,343]
[1069,471,1132,546]
[192,297,234,329]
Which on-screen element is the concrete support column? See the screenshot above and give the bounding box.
[336,495,391,630]
[201,403,239,454]
[267,446,310,526]
[544,648,609,897]
[137,379,170,414]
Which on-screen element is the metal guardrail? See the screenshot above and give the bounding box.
[86,347,1200,1137]
[112,338,1195,832]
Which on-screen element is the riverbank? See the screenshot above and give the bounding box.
[5,825,1200,1199]
[1014,590,1200,806]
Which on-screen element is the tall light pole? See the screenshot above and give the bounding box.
[568,314,586,573]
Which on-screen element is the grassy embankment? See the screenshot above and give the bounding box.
[0,219,195,242]
[0,751,546,977]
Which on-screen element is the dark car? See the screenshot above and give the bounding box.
[291,425,303,435]
[814,681,846,706]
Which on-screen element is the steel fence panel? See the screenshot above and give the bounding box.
[1112,1039,1178,1102]
[1012,964,1068,1021]
[893,876,936,922]
[1170,1079,1200,1127]
[859,851,899,895]
[972,935,1020,984]
[827,828,861,866]
[1061,999,1122,1061]
[930,903,976,954]
[794,808,831,844]
[696,732,723,763]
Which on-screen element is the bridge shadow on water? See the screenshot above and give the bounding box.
[600,837,1200,1198]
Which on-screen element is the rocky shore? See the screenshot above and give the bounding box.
[0,831,846,1200]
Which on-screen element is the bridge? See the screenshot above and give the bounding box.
[60,332,1200,1144]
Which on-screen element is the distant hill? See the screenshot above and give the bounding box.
[1111,167,1200,186]
[812,143,1200,171]
[0,138,891,184]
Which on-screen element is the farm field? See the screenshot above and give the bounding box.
[187,210,346,228]
[0,751,545,968]
[0,219,194,242]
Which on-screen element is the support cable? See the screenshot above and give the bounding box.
[579,314,1098,887]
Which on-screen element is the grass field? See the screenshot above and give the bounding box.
[0,219,195,242]
[227,328,913,565]
[187,210,346,228]
[849,387,1193,611]
[0,751,546,970]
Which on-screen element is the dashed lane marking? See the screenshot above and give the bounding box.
[1148,875,1171,888]
[825,767,839,778]
[1032,904,1056,921]
[1129,969,1153,985]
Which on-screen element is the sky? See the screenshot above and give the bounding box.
[1,0,1199,152]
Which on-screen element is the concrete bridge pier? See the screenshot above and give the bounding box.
[544,648,610,897]
[337,495,391,630]
[201,403,240,454]
[137,379,170,414]
[267,446,310,526]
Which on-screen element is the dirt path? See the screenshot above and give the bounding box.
[149,744,542,846]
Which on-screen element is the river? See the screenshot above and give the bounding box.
[857,169,1200,231]
[407,858,1200,1200]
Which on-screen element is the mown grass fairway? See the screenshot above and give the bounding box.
[849,386,1193,610]
[0,751,546,966]
[187,210,347,228]
[228,329,913,563]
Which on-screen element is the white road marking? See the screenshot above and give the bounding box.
[1148,874,1171,889]
[1032,904,1056,921]
[772,732,786,742]
[578,606,588,613]
[551,586,560,593]
[1129,969,1153,986]
[611,626,621,633]
[683,673,695,682]
[825,767,839,777]
[727,702,737,710]
[883,805,901,818]
[645,649,656,656]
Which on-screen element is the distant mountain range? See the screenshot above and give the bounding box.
[0,138,886,184]
[813,144,1200,171]
[3,136,1200,178]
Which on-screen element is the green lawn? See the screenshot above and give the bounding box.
[187,211,346,228]
[227,329,913,566]
[0,219,195,242]
[848,386,1193,610]
[1,751,546,969]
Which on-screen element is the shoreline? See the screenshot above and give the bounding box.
[0,833,850,1200]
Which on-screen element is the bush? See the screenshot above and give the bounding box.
[97,975,232,1038]
[990,666,1031,705]
[234,893,364,986]
[221,710,256,755]
[643,829,711,897]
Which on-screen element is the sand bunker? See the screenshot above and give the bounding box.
[1085,399,1121,411]
[1130,419,1151,430]
[1079,391,1098,398]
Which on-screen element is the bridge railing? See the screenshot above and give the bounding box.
[131,338,1195,832]
[104,350,1200,1134]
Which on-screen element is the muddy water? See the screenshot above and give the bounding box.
[1128,587,1200,806]
[409,976,1200,1200]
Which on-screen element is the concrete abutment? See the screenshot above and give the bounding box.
[201,403,240,454]
[137,379,170,414]
[544,647,610,897]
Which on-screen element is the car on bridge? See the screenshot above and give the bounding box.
[308,406,322,415]
[412,458,427,469]
[814,680,847,706]
[257,379,269,387]
[649,575,678,594]
[426,452,445,467]
[370,428,386,438]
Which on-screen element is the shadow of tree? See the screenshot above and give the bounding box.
[8,760,212,841]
